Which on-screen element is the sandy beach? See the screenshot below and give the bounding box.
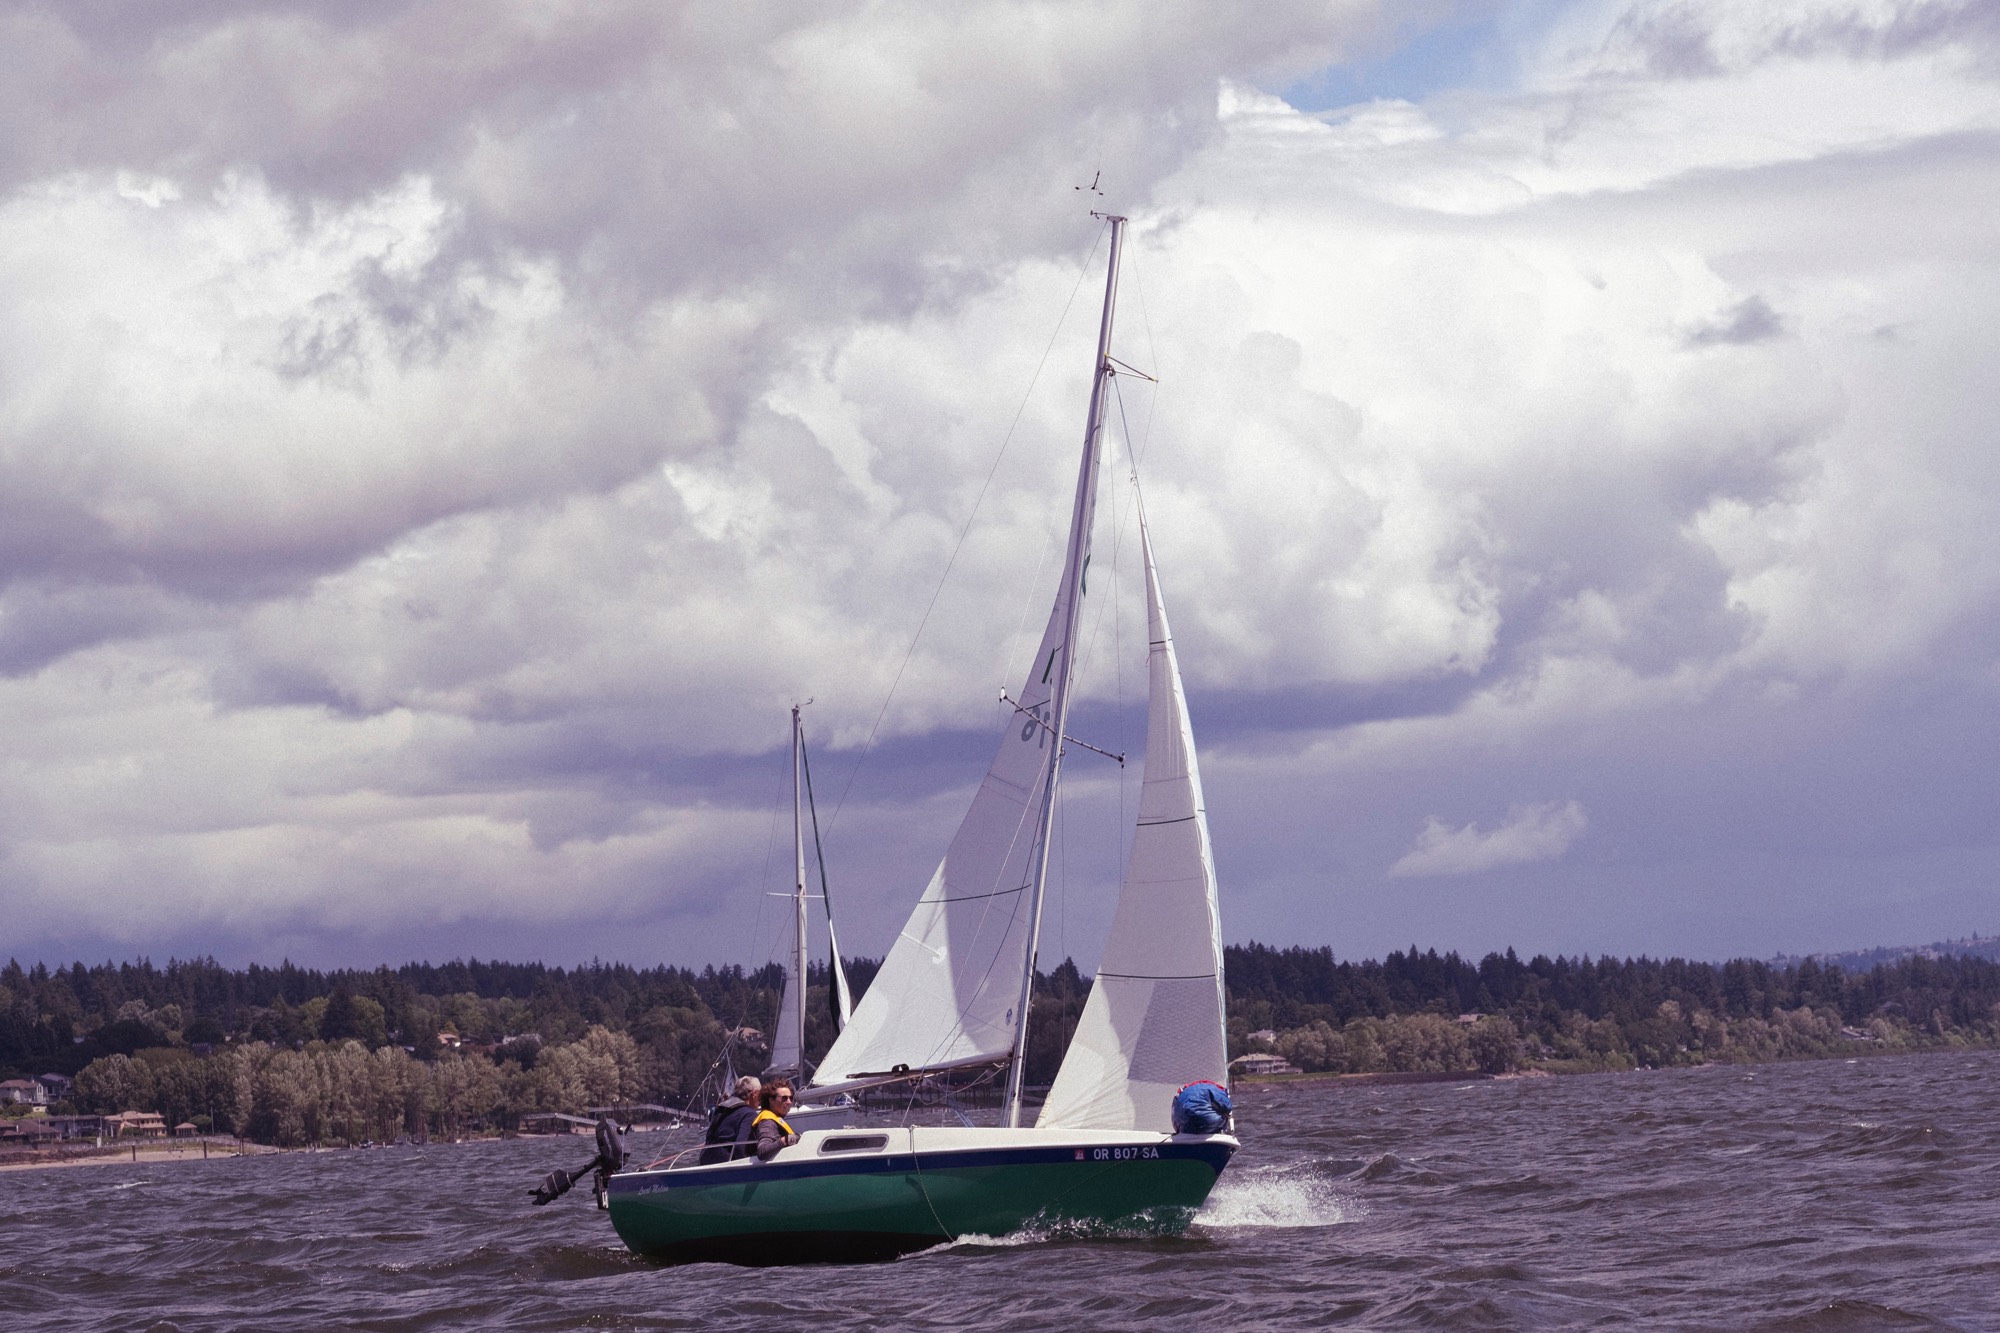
[0,1139,281,1172]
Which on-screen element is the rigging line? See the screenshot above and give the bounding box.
[1110,376,1151,892]
[1127,245,1163,472]
[909,1136,954,1243]
[1112,373,1151,516]
[1112,391,1128,933]
[925,883,1029,905]
[823,222,1111,836]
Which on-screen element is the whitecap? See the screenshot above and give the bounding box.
[1195,1166,1359,1229]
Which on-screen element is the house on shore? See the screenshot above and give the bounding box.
[106,1111,168,1138]
[1230,1052,1298,1077]
[43,1114,112,1141]
[0,1118,60,1146]
[1,1078,48,1106]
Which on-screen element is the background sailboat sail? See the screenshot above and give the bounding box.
[798,738,854,1035]
[776,914,848,1073]
[811,431,1105,1093]
[772,705,854,1076]
[771,969,802,1074]
[826,919,852,1030]
[769,708,810,1075]
[1038,509,1227,1131]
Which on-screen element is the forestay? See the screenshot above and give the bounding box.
[1038,511,1227,1131]
[809,460,1101,1090]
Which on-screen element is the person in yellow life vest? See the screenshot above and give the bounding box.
[752,1081,800,1161]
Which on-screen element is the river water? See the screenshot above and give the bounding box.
[6,1049,1998,1330]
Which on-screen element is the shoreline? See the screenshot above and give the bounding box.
[0,1138,284,1173]
[1234,1068,1506,1090]
[1233,1040,2000,1090]
[0,1124,681,1174]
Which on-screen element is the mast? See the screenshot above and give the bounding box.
[1003,214,1126,1126]
[790,703,809,1078]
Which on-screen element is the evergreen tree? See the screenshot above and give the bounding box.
[320,984,363,1044]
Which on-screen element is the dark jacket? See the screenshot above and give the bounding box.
[699,1098,758,1164]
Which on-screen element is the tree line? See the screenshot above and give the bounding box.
[4,945,1998,1144]
[1223,944,2000,1074]
[65,1028,649,1147]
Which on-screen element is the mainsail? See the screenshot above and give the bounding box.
[1038,507,1227,1131]
[807,510,1098,1089]
[811,299,1116,1093]
[808,214,1136,1107]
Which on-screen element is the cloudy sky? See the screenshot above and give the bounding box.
[3,0,1997,973]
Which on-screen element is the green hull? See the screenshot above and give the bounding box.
[607,1129,1236,1265]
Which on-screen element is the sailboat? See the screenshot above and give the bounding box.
[761,703,855,1130]
[607,215,1234,1264]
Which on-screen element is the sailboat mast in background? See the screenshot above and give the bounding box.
[1002,214,1126,1126]
[791,704,809,1077]
[770,704,812,1078]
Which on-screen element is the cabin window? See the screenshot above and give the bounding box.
[818,1134,889,1155]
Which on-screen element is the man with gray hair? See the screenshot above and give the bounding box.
[699,1075,762,1164]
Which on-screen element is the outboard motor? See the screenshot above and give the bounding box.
[529,1115,629,1209]
[591,1116,627,1210]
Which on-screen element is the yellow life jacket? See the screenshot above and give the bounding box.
[751,1109,795,1136]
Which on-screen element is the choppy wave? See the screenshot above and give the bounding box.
[7,1050,2000,1330]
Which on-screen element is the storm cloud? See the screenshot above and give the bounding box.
[2,0,1997,971]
